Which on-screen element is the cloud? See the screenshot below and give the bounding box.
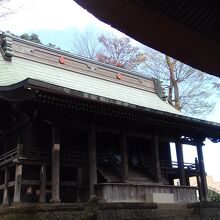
[0,0,112,34]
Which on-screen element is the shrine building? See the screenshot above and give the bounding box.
[0,32,220,205]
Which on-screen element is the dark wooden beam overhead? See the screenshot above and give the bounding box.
[74,0,220,77]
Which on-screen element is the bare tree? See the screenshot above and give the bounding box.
[67,30,218,118]
[97,34,146,71]
[143,49,218,117]
[213,82,220,89]
[68,30,100,59]
[0,0,22,18]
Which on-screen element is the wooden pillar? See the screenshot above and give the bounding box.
[3,166,10,206]
[195,158,202,199]
[50,124,61,203]
[39,163,46,203]
[88,123,97,196]
[120,129,128,183]
[153,133,162,182]
[176,139,186,186]
[76,164,82,202]
[26,122,33,150]
[185,174,190,186]
[17,143,23,158]
[13,164,23,203]
[197,142,208,201]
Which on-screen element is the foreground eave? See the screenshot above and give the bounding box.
[0,78,220,142]
[74,0,220,77]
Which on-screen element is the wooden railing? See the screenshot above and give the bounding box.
[23,147,87,164]
[0,148,17,166]
[97,154,197,173]
[160,160,197,170]
[21,147,50,160]
[0,145,87,165]
[0,147,197,171]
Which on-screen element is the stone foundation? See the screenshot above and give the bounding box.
[0,202,220,220]
[188,201,220,219]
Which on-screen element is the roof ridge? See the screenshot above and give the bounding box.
[0,31,153,82]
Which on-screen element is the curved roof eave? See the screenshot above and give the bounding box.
[1,78,220,133]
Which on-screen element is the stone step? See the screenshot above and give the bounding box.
[98,167,121,183]
[128,173,147,177]
[128,177,152,182]
[98,166,155,183]
[107,178,121,182]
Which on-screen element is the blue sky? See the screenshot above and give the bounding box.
[0,0,122,48]
[1,0,220,181]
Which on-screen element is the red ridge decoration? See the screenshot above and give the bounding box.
[116,73,123,80]
[59,56,65,64]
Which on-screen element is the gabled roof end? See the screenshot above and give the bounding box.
[0,31,13,62]
[154,79,166,101]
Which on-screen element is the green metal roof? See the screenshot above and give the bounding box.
[0,55,182,115]
[0,31,183,116]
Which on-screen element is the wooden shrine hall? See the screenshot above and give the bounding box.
[0,32,220,205]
